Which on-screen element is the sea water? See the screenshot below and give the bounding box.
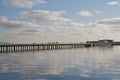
[0,46,120,80]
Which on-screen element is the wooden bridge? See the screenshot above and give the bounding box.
[0,43,91,53]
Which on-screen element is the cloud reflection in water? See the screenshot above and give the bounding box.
[0,46,120,80]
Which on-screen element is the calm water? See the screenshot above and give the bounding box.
[0,46,120,80]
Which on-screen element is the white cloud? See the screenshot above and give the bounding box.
[89,18,120,39]
[1,15,120,42]
[20,10,68,23]
[77,11,93,17]
[107,1,120,6]
[0,16,42,29]
[19,10,86,40]
[95,18,120,25]
[20,10,84,27]
[0,16,45,36]
[0,9,87,42]
[0,13,85,42]
[95,10,103,14]
[3,0,46,8]
[0,16,47,42]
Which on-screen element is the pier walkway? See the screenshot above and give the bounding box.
[0,43,91,53]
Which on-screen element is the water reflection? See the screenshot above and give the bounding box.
[0,46,120,80]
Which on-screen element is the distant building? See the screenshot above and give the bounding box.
[86,39,113,46]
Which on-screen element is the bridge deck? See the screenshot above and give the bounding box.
[0,43,91,53]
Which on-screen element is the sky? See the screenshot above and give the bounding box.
[0,0,120,43]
